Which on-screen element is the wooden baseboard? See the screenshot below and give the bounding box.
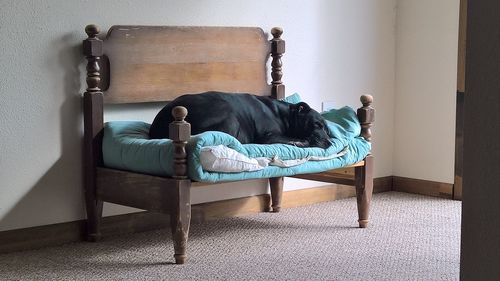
[0,177,391,254]
[0,212,175,254]
[0,219,86,254]
[392,176,453,199]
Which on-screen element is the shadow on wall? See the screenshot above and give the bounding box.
[0,32,86,231]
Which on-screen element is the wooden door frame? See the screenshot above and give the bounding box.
[453,0,467,200]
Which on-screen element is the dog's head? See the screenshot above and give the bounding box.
[290,102,334,149]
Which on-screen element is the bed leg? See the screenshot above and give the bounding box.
[168,106,191,264]
[85,196,103,242]
[170,180,191,264]
[355,155,374,228]
[83,25,104,242]
[269,177,284,212]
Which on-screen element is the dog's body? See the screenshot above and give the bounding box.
[149,92,333,149]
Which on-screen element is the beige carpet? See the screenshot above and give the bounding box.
[0,192,461,281]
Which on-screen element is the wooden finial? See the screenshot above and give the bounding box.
[85,24,100,38]
[360,95,373,107]
[271,27,283,39]
[357,95,375,142]
[172,106,188,122]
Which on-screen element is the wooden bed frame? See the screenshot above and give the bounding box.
[82,24,374,264]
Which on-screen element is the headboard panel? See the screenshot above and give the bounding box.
[100,25,271,104]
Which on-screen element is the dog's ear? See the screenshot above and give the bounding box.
[294,102,311,113]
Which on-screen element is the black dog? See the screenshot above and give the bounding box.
[149,92,333,149]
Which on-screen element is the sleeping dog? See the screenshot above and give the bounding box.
[149,91,333,149]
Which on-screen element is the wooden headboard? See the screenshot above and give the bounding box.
[83,25,285,104]
[82,24,285,169]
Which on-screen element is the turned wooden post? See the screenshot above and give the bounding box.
[269,27,285,212]
[355,95,375,228]
[83,25,103,93]
[169,106,191,179]
[357,95,375,142]
[83,24,104,242]
[168,106,191,264]
[270,27,285,100]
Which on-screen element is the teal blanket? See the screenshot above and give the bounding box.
[102,106,371,182]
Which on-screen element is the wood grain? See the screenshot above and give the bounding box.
[96,167,188,213]
[101,26,271,103]
[290,162,365,185]
[292,171,355,186]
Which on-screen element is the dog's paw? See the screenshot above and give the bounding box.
[288,141,309,147]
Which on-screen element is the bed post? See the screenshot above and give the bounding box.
[269,27,285,212]
[355,95,375,228]
[270,27,285,100]
[83,24,104,242]
[357,95,375,142]
[169,106,192,264]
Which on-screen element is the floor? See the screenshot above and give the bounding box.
[0,192,461,281]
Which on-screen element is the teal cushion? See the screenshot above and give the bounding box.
[322,106,361,140]
[101,93,370,181]
[282,93,302,104]
[102,121,174,176]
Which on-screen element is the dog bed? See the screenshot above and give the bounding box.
[103,106,371,182]
[83,25,375,264]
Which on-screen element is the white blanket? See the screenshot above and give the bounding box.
[200,145,348,173]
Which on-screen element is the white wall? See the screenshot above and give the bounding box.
[394,0,459,183]
[0,0,397,231]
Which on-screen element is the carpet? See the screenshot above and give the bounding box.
[0,192,461,281]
